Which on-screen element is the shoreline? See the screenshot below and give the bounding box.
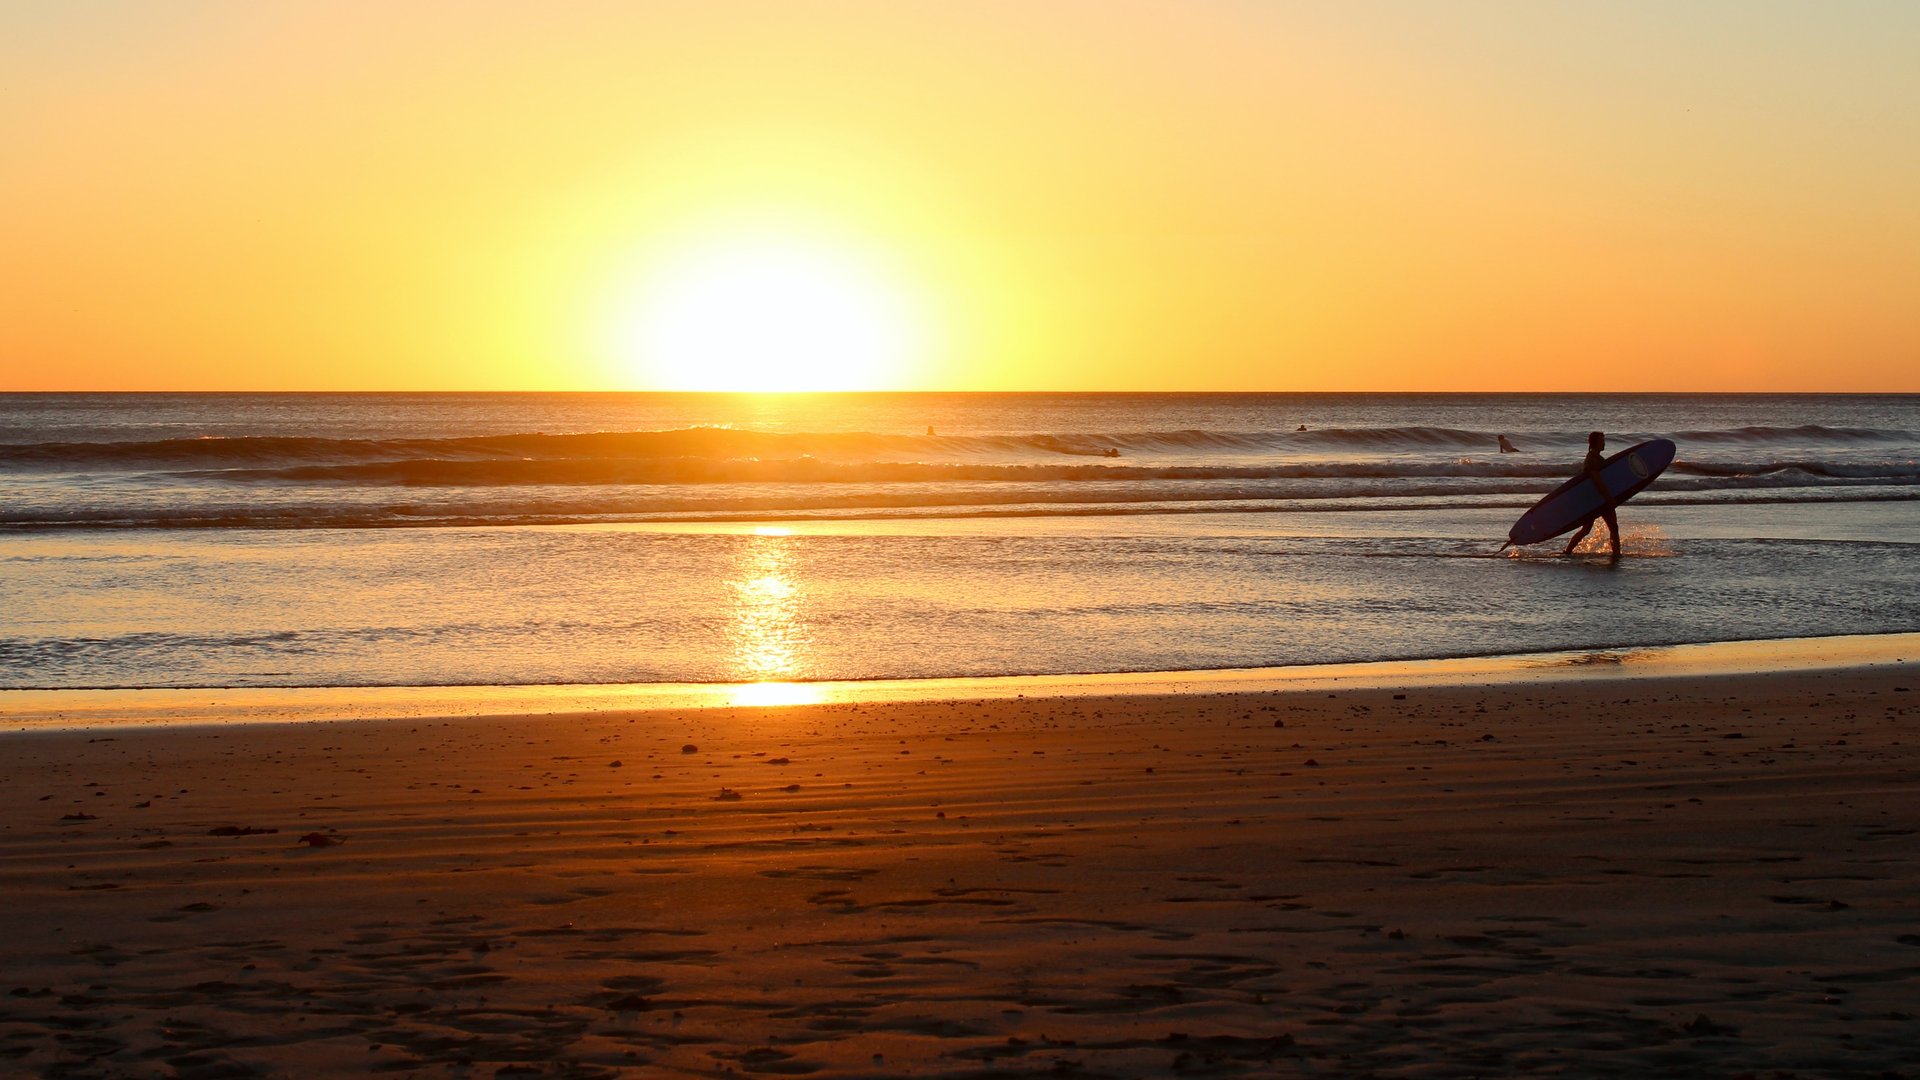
[4,630,1916,732]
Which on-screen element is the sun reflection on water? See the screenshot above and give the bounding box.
[728,528,811,684]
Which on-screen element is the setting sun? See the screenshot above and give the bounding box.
[610,231,927,391]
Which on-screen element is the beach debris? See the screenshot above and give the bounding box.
[208,825,279,836]
[296,832,342,848]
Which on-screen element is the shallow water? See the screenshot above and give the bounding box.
[2,393,1917,689]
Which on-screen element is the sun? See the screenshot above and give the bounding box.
[613,231,925,391]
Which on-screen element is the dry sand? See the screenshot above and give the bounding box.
[2,666,1917,1077]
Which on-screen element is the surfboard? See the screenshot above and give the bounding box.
[1505,439,1676,548]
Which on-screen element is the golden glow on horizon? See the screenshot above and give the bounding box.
[608,230,927,391]
[3,3,1919,391]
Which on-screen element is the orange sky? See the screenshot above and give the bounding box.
[3,1,1917,391]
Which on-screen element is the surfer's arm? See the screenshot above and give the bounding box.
[1585,464,1614,504]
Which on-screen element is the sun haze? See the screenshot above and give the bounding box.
[3,1,1918,391]
[606,228,928,392]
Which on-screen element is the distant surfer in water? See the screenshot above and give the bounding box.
[1563,431,1620,559]
[1497,434,1518,453]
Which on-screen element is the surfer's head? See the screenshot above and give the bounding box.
[1588,431,1605,450]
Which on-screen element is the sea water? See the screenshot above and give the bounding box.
[2,393,1917,690]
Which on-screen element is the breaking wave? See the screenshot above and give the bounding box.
[4,420,1915,530]
[0,424,1559,470]
[7,421,1914,474]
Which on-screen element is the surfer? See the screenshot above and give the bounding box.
[1497,434,1518,453]
[1563,431,1621,559]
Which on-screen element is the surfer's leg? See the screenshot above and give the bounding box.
[1601,506,1620,558]
[1563,520,1593,555]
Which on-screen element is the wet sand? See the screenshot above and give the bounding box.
[3,666,1918,1077]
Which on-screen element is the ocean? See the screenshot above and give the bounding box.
[3,392,1918,691]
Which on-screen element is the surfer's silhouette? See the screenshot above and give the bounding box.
[1563,431,1621,559]
[1497,434,1518,453]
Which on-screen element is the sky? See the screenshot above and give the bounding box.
[3,0,1918,392]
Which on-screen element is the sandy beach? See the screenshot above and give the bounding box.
[3,662,1917,1078]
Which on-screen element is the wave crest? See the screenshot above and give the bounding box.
[2,424,1529,471]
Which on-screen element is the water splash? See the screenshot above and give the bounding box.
[1567,521,1677,557]
[1505,523,1676,559]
